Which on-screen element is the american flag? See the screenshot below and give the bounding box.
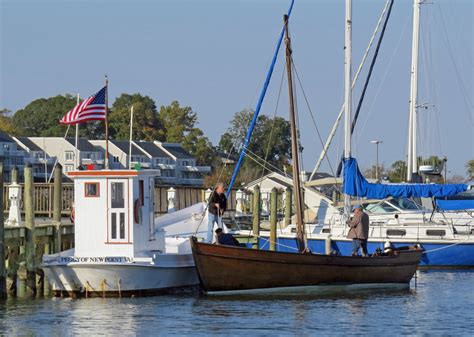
[60,86,107,124]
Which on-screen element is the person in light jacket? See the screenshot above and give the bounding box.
[347,205,370,257]
[207,182,227,242]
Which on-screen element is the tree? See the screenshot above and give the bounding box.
[388,160,407,183]
[158,101,197,142]
[0,109,20,135]
[218,109,291,181]
[158,101,214,165]
[12,95,77,136]
[108,93,162,141]
[466,160,474,180]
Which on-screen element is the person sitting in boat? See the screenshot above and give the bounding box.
[215,228,240,246]
[346,205,369,257]
[207,182,227,242]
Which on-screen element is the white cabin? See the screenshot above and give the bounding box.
[69,169,163,259]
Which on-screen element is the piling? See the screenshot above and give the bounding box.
[0,163,5,299]
[285,187,292,226]
[269,187,277,251]
[252,185,260,249]
[11,166,18,183]
[53,164,62,252]
[24,164,36,296]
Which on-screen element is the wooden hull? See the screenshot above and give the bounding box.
[190,237,423,293]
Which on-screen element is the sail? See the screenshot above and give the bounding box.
[343,157,467,199]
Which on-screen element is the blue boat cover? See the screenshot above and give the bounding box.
[343,157,467,199]
[435,199,474,211]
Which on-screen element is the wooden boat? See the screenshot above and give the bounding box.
[191,9,423,295]
[191,237,423,294]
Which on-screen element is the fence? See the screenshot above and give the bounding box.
[3,183,238,217]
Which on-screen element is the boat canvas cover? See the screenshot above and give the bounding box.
[343,157,467,199]
[435,199,474,211]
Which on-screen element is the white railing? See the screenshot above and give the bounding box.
[181,165,211,172]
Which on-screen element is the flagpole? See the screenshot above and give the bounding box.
[104,75,109,169]
[75,93,80,169]
[129,105,134,169]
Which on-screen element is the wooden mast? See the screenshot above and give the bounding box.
[283,15,306,253]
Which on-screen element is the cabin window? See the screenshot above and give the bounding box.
[322,228,331,234]
[139,180,144,206]
[426,229,446,236]
[108,180,129,243]
[386,229,406,236]
[85,182,100,197]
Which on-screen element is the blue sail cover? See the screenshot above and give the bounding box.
[435,199,474,211]
[343,157,467,199]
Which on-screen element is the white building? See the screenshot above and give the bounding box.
[0,132,25,182]
[91,140,151,170]
[13,136,55,181]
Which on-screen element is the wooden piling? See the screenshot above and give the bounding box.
[53,165,62,253]
[285,187,292,226]
[269,187,277,251]
[0,163,5,299]
[252,185,260,249]
[24,164,36,296]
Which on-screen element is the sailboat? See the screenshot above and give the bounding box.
[191,3,423,295]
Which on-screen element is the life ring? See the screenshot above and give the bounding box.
[134,199,142,224]
[70,205,75,223]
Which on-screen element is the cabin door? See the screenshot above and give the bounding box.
[148,178,155,240]
[107,179,129,243]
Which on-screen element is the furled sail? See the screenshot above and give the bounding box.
[343,157,467,199]
[435,198,474,211]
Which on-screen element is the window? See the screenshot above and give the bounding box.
[386,229,406,236]
[108,180,129,243]
[426,230,446,236]
[65,151,74,161]
[113,156,119,163]
[65,165,74,173]
[85,182,100,197]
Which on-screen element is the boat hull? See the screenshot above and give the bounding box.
[257,236,474,268]
[191,238,422,293]
[42,263,199,297]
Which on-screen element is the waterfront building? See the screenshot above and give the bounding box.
[90,140,151,170]
[13,136,55,182]
[0,131,25,182]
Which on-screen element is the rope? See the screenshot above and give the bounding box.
[422,238,472,254]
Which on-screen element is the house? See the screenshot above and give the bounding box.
[90,140,151,170]
[0,132,25,182]
[13,136,55,181]
[133,141,174,184]
[29,137,104,175]
[155,142,211,185]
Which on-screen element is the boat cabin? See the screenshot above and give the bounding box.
[69,169,163,259]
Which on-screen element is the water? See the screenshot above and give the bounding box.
[1,271,473,336]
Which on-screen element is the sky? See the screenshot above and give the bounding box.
[1,0,473,178]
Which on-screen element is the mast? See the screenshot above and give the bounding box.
[75,93,80,169]
[407,0,421,181]
[343,0,353,220]
[129,105,134,169]
[284,14,305,253]
[104,75,110,169]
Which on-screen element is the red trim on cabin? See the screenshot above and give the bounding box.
[84,182,100,197]
[69,171,139,177]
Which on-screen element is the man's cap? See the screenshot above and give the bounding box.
[352,204,361,211]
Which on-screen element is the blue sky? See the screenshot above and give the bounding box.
[1,0,472,177]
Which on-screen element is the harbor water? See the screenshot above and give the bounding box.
[1,270,473,336]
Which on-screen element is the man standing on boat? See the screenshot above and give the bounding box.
[207,182,227,242]
[347,205,369,257]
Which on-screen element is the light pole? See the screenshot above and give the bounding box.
[370,140,383,181]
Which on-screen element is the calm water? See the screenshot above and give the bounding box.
[1,271,473,336]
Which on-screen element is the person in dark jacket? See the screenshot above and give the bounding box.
[346,205,370,256]
[215,228,240,246]
[207,182,227,242]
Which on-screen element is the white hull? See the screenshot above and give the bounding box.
[43,261,198,297]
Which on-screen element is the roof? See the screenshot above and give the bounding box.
[15,137,43,152]
[160,143,193,159]
[135,141,169,158]
[0,131,14,143]
[111,140,147,156]
[65,138,98,152]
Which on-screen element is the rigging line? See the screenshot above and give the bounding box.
[245,150,289,178]
[292,60,337,180]
[436,1,473,122]
[258,64,286,182]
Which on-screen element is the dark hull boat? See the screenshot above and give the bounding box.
[191,237,423,294]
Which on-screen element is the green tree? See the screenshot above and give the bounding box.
[466,160,474,179]
[218,109,291,182]
[12,95,77,136]
[158,101,214,165]
[388,160,407,183]
[0,109,20,135]
[109,93,162,141]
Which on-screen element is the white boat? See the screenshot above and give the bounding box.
[42,169,210,297]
